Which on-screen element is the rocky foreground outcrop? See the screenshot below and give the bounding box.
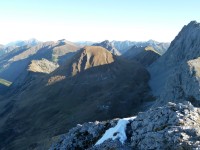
[50,101,200,150]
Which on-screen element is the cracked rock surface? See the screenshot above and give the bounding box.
[50,101,200,150]
[131,101,200,149]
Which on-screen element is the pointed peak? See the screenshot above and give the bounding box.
[95,40,110,45]
[102,40,110,43]
[58,39,67,42]
[181,20,200,31]
[147,39,156,43]
[92,40,120,55]
[187,20,199,26]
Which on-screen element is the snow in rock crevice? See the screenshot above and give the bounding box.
[95,116,136,145]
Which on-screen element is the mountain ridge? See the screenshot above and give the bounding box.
[149,20,200,105]
[92,40,121,55]
[0,40,80,82]
[50,101,200,149]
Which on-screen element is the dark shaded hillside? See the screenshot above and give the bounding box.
[123,46,160,67]
[0,46,153,150]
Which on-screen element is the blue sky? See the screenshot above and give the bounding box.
[0,0,199,44]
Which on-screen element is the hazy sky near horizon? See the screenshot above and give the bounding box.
[0,0,199,44]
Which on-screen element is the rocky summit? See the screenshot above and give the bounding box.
[50,101,200,150]
[149,21,200,106]
[92,40,121,56]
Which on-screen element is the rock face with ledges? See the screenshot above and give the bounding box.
[149,21,200,105]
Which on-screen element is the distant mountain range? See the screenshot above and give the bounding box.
[0,38,41,56]
[76,40,170,55]
[111,40,170,55]
[0,39,80,82]
[0,39,169,58]
[5,38,41,48]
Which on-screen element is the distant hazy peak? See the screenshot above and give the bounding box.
[5,38,41,47]
[56,39,78,47]
[93,40,114,48]
[92,40,121,55]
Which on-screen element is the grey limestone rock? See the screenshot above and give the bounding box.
[49,120,118,150]
[50,102,200,150]
[131,101,200,149]
[149,21,200,105]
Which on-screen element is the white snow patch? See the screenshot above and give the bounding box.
[95,116,136,145]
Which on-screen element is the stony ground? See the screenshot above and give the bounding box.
[50,101,200,150]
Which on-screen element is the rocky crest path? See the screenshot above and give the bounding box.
[50,101,200,150]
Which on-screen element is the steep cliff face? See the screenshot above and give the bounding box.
[149,21,200,105]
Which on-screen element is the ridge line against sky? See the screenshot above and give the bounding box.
[0,0,200,44]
